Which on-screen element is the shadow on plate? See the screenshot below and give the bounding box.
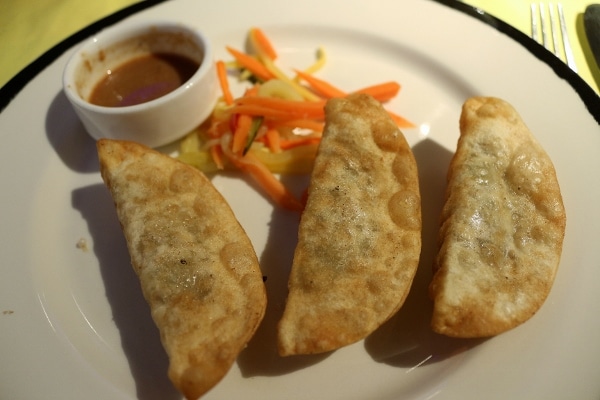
[364,139,484,366]
[237,174,333,376]
[46,91,99,173]
[240,139,482,376]
[72,183,180,400]
[69,132,477,389]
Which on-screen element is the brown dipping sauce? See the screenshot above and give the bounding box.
[89,52,199,107]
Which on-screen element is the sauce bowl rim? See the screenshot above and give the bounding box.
[62,20,215,114]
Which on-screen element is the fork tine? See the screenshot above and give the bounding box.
[531,3,539,42]
[557,4,578,72]
[549,3,560,56]
[530,3,578,73]
[540,3,550,50]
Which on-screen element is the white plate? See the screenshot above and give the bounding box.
[1,0,599,399]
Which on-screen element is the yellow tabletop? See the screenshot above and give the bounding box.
[0,0,140,88]
[1,0,598,94]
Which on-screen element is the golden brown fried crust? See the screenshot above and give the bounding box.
[430,97,566,338]
[97,139,266,399]
[277,93,422,356]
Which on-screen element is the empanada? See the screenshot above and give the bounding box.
[97,139,266,399]
[277,93,422,356]
[430,97,566,338]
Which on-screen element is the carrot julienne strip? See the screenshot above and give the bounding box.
[244,84,261,98]
[265,128,282,153]
[235,96,326,115]
[243,117,264,155]
[216,60,234,105]
[207,118,231,139]
[278,136,321,150]
[353,81,401,103]
[228,104,325,121]
[232,114,253,154]
[259,56,322,101]
[221,133,303,211]
[225,46,275,81]
[294,69,347,99]
[210,144,225,169]
[249,27,277,60]
[235,152,303,211]
[387,109,416,128]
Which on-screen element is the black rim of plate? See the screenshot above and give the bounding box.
[1,0,599,124]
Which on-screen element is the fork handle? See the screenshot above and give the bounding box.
[584,4,600,70]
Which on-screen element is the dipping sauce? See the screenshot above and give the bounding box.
[89,52,200,107]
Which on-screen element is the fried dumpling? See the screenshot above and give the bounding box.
[277,93,422,356]
[430,97,566,338]
[97,139,267,399]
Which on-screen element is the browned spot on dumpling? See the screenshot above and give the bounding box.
[388,190,421,231]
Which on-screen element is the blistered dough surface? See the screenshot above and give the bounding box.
[430,97,566,338]
[278,94,422,355]
[98,139,266,399]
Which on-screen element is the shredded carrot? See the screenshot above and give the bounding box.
[235,96,326,117]
[216,60,234,105]
[245,85,260,97]
[225,46,275,81]
[232,114,253,154]
[231,152,303,211]
[387,109,416,128]
[243,116,264,155]
[207,117,231,138]
[265,128,282,153]
[259,56,322,101]
[294,69,347,99]
[279,136,321,150]
[226,104,291,119]
[249,27,277,60]
[227,104,324,121]
[179,27,415,212]
[210,144,225,169]
[354,81,401,103]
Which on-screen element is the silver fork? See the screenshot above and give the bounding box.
[530,2,578,72]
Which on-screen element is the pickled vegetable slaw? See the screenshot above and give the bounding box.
[178,27,413,211]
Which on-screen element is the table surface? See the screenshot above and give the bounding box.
[1,0,599,94]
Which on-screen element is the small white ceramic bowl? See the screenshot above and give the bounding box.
[63,20,218,148]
